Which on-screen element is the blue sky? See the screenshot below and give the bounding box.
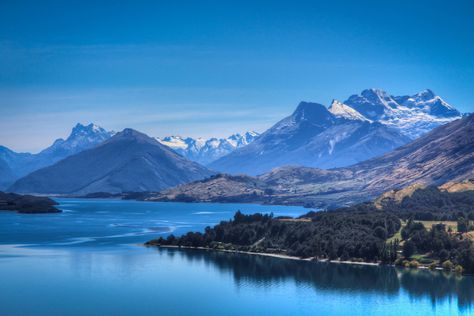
[1,0,473,152]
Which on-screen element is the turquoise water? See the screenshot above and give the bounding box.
[0,199,473,315]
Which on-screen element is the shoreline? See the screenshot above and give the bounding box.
[147,244,381,267]
[148,244,457,272]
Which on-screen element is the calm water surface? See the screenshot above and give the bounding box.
[0,198,473,315]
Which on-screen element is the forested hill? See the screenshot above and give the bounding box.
[375,183,474,220]
[147,185,474,274]
[147,208,402,262]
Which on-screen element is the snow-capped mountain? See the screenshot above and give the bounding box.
[39,123,115,158]
[209,89,463,175]
[157,131,260,165]
[208,101,410,175]
[0,123,114,189]
[344,88,462,139]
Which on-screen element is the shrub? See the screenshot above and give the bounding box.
[428,262,437,270]
[455,265,463,274]
[442,260,454,271]
[409,260,419,268]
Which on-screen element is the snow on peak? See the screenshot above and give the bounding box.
[156,136,188,149]
[415,89,436,100]
[344,89,399,120]
[39,123,114,157]
[395,89,460,118]
[157,131,260,165]
[226,131,260,147]
[69,123,112,139]
[361,89,399,109]
[328,99,371,122]
[343,88,462,139]
[245,131,259,138]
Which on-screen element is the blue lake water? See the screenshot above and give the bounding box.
[0,198,473,315]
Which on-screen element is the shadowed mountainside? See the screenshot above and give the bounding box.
[9,129,214,195]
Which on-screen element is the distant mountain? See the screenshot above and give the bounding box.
[209,100,410,175]
[0,123,114,189]
[208,89,462,175]
[150,114,473,208]
[38,123,114,159]
[345,88,461,139]
[0,159,15,189]
[9,129,214,195]
[0,146,33,181]
[157,131,260,165]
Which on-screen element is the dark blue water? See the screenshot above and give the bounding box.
[0,199,473,315]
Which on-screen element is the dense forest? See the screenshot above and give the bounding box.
[146,186,474,274]
[378,186,474,220]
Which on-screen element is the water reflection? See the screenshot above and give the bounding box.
[158,247,474,310]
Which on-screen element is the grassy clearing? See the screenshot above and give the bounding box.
[411,253,436,264]
[387,220,459,244]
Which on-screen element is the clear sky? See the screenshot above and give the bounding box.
[1,0,473,152]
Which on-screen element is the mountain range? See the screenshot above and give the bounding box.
[150,113,474,208]
[0,122,259,189]
[2,88,466,199]
[209,89,461,175]
[0,123,115,188]
[9,129,214,195]
[156,131,260,165]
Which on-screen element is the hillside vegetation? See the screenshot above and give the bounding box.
[147,185,474,274]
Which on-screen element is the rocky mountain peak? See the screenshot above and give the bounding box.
[293,101,333,123]
[111,128,157,145]
[328,99,370,122]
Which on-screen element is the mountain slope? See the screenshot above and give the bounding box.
[0,159,15,189]
[157,131,260,165]
[0,146,34,181]
[9,129,214,195]
[152,114,473,208]
[209,101,409,175]
[352,113,474,191]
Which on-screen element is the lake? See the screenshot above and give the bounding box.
[0,198,473,315]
